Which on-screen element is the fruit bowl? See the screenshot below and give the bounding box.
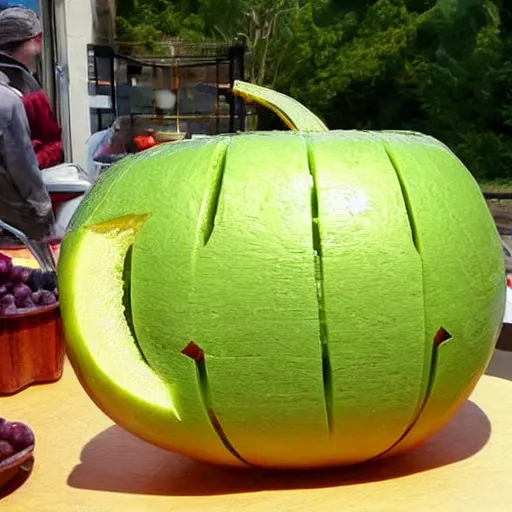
[0,302,65,394]
[0,419,35,490]
[0,253,64,395]
[0,445,34,489]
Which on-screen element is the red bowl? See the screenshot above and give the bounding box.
[0,303,65,395]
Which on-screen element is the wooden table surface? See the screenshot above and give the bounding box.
[1,351,511,512]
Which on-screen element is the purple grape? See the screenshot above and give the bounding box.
[0,418,5,427]
[0,284,7,296]
[17,299,35,310]
[0,305,16,315]
[0,421,35,450]
[40,290,57,306]
[1,294,15,307]
[0,440,14,462]
[26,269,57,292]
[32,290,42,305]
[10,266,30,284]
[13,283,32,307]
[0,257,11,279]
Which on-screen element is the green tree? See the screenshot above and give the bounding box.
[196,0,306,85]
[114,0,512,180]
[116,0,205,54]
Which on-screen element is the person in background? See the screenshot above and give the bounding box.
[0,6,64,170]
[0,69,55,240]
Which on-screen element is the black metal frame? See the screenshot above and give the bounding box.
[87,41,246,135]
[88,44,117,134]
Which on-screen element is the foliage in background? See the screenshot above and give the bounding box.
[115,0,512,180]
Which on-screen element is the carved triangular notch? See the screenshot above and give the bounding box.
[434,327,452,346]
[181,341,205,362]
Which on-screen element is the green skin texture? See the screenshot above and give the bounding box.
[58,129,505,470]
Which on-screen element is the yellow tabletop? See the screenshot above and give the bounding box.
[1,355,511,512]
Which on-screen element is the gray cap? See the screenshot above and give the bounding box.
[0,7,42,48]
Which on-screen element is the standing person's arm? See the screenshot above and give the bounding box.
[2,94,55,235]
[33,138,64,169]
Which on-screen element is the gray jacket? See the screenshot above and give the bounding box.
[0,71,54,240]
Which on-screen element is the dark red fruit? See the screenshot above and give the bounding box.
[0,256,12,280]
[0,304,16,315]
[13,283,32,305]
[0,440,14,462]
[32,290,43,304]
[10,266,30,284]
[40,290,57,306]
[0,421,35,451]
[1,294,14,307]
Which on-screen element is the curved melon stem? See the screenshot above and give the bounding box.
[232,80,329,133]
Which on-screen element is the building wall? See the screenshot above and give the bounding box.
[63,0,93,167]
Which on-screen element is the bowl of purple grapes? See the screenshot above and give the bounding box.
[0,418,35,490]
[0,253,58,315]
[0,253,64,395]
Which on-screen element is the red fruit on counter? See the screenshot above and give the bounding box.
[0,440,14,462]
[0,421,35,451]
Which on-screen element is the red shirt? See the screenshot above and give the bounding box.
[22,90,64,169]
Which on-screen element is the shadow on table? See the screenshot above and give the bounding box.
[67,400,490,497]
[0,457,34,501]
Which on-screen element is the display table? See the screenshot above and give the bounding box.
[1,353,511,512]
